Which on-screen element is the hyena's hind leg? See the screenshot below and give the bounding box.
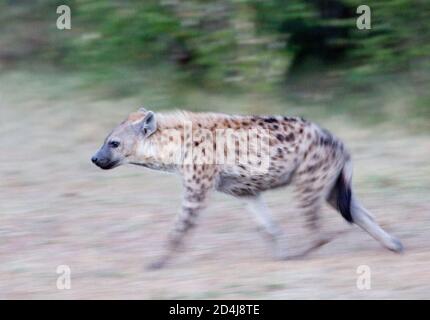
[244,195,289,259]
[288,188,333,258]
[327,160,403,253]
[245,195,282,239]
[284,158,349,258]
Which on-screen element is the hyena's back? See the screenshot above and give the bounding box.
[214,115,350,202]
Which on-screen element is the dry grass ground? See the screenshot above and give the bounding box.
[0,72,429,299]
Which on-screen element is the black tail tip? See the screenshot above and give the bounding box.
[336,174,353,223]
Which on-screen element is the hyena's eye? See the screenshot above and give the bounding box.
[108,141,120,149]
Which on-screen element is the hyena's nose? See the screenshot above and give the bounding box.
[91,156,98,164]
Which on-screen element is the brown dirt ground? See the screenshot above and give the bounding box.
[1,73,429,299]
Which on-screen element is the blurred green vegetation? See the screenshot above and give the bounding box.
[0,0,429,123]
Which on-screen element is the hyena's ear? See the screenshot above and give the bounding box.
[134,111,157,137]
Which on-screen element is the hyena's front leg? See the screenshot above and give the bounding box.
[147,168,215,270]
[146,192,208,270]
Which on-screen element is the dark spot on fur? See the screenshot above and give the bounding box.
[284,116,297,122]
[285,133,295,142]
[264,117,278,123]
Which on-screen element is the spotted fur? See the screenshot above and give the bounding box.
[92,108,404,269]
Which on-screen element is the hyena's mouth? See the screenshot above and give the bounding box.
[96,160,120,170]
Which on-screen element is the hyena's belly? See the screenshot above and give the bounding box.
[215,166,295,197]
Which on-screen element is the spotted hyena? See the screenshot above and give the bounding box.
[92,108,403,269]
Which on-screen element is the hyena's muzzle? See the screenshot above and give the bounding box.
[91,144,121,170]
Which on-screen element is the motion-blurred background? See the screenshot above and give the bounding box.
[0,0,429,299]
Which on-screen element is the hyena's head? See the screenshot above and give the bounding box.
[91,108,157,170]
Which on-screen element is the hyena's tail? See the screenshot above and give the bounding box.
[329,159,353,223]
[329,159,404,252]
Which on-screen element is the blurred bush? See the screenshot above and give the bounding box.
[0,0,429,93]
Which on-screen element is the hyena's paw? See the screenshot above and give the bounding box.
[274,235,334,260]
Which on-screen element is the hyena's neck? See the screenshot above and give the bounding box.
[132,132,182,173]
[130,111,245,172]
